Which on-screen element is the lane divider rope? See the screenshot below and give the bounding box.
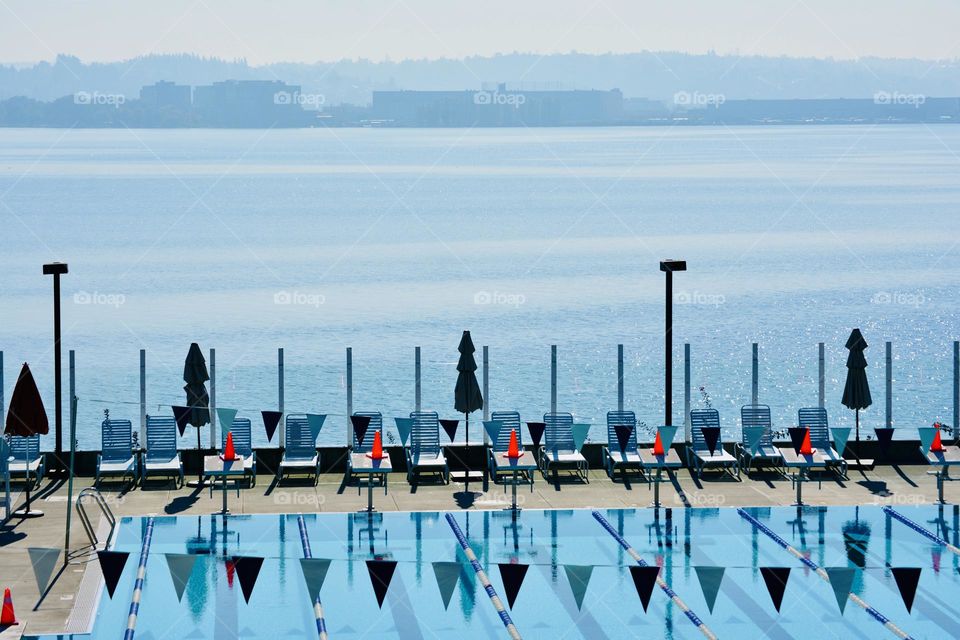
[882,505,960,556]
[123,516,155,640]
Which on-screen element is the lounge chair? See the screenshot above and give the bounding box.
[737,405,786,475]
[222,417,257,487]
[347,412,388,488]
[96,419,137,487]
[797,407,848,479]
[538,412,589,483]
[277,414,321,484]
[603,411,642,480]
[1,438,9,519]
[487,411,534,487]
[688,409,740,480]
[7,434,45,489]
[143,416,184,487]
[918,427,960,503]
[406,411,449,484]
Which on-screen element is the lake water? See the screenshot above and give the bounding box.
[0,125,958,449]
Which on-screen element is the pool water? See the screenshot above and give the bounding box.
[29,505,960,639]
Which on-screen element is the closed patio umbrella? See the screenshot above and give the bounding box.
[5,363,49,517]
[841,328,872,459]
[454,331,483,493]
[184,343,210,485]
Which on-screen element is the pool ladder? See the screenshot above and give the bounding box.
[76,487,116,550]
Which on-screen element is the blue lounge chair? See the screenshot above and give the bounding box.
[406,411,449,484]
[798,407,848,479]
[539,412,589,483]
[737,405,785,475]
[347,412,387,488]
[277,414,321,484]
[221,416,257,486]
[603,411,642,480]
[96,419,137,486]
[487,411,534,487]
[688,409,740,480]
[7,435,45,489]
[143,416,184,487]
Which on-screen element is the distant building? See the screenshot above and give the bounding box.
[676,97,960,125]
[192,80,312,127]
[139,81,191,111]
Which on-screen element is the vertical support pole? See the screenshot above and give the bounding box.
[550,345,557,414]
[482,346,489,421]
[346,347,353,447]
[683,343,691,441]
[415,347,421,413]
[53,272,64,470]
[751,342,759,406]
[1,350,6,522]
[665,270,673,427]
[953,341,958,444]
[885,341,892,429]
[278,348,285,448]
[65,350,76,558]
[139,349,146,449]
[209,348,217,448]
[617,344,624,412]
[818,342,825,408]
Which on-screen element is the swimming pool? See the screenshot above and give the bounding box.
[29,504,960,639]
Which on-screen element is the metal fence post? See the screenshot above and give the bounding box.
[684,343,691,442]
[482,346,489,422]
[415,347,421,413]
[954,341,958,443]
[139,349,146,448]
[65,350,76,558]
[551,345,557,414]
[886,341,892,428]
[818,342,825,408]
[209,348,217,448]
[278,348,285,448]
[617,344,624,412]
[752,342,759,406]
[346,347,353,446]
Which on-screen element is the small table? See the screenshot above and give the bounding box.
[778,448,826,506]
[204,455,244,515]
[638,449,683,508]
[924,447,960,503]
[350,453,392,513]
[497,451,537,511]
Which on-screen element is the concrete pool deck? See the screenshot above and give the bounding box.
[0,464,953,637]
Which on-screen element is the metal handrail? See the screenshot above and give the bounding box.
[76,487,116,550]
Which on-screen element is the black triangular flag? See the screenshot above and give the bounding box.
[629,565,660,612]
[563,565,594,610]
[439,419,459,442]
[875,428,895,457]
[788,427,807,455]
[760,567,790,612]
[231,556,264,604]
[432,562,461,610]
[351,415,372,447]
[166,553,198,602]
[891,567,921,613]
[261,411,282,442]
[614,425,633,453]
[97,550,130,598]
[498,563,529,609]
[367,560,398,608]
[172,406,192,437]
[527,422,545,449]
[701,427,721,455]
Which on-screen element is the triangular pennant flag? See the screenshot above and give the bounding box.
[261,411,282,442]
[629,566,660,612]
[759,567,790,612]
[166,554,198,602]
[366,560,398,608]
[743,427,766,456]
[891,567,921,613]
[799,429,813,455]
[825,567,856,614]
[701,427,721,455]
[28,548,61,595]
[439,419,459,442]
[351,415,372,447]
[831,427,851,456]
[918,427,937,453]
[694,566,724,614]
[527,422,545,449]
[498,563,529,609]
[875,428,894,456]
[97,550,130,598]
[659,425,678,449]
[563,565,594,611]
[300,558,332,605]
[432,562,461,610]
[231,556,264,604]
[394,418,413,446]
[172,406,192,437]
[614,425,633,453]
[483,420,502,444]
[572,424,590,451]
[306,414,326,442]
[788,427,807,455]
[931,430,945,452]
[216,408,238,435]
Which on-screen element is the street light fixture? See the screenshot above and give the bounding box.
[660,259,686,427]
[43,261,68,473]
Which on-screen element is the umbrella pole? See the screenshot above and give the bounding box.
[197,426,203,485]
[464,412,469,493]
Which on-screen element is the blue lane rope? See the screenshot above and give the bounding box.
[737,508,913,640]
[592,510,717,639]
[297,515,329,640]
[882,505,960,556]
[445,513,522,640]
[123,517,155,640]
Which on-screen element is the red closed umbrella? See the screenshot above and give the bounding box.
[5,363,48,517]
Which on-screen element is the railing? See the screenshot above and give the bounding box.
[76,487,116,550]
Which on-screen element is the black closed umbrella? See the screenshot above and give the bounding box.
[184,343,210,485]
[841,328,872,458]
[5,363,49,517]
[454,331,483,493]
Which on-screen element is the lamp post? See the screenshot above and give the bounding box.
[660,259,686,426]
[43,261,68,473]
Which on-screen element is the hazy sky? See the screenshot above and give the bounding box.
[2,0,958,65]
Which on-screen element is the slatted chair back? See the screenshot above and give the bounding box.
[798,407,830,449]
[606,411,638,453]
[9,434,40,464]
[690,409,723,452]
[145,416,178,461]
[409,411,440,457]
[741,405,774,448]
[543,412,575,453]
[490,411,522,453]
[222,417,253,458]
[352,412,383,453]
[285,415,317,459]
[101,420,133,462]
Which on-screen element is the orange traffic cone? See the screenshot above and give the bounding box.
[368,430,384,460]
[1,588,18,626]
[505,429,520,458]
[222,432,236,461]
[931,430,945,452]
[799,428,813,455]
[652,431,665,456]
